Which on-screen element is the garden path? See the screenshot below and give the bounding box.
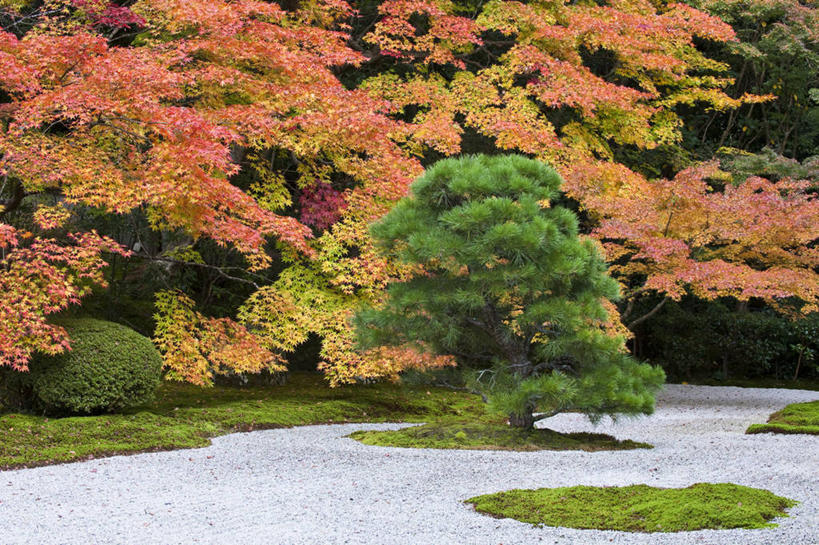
[0,385,817,545]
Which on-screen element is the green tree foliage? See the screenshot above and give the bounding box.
[2,319,162,415]
[355,155,664,428]
[641,301,819,381]
[686,0,819,160]
[718,147,819,185]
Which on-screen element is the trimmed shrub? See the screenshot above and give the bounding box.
[355,154,664,429]
[3,319,162,415]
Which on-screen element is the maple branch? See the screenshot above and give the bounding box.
[104,115,170,127]
[133,252,262,289]
[662,209,674,237]
[623,286,651,299]
[93,118,152,148]
[349,16,378,50]
[0,8,63,33]
[620,287,652,320]
[57,61,81,84]
[626,296,669,330]
[621,297,636,321]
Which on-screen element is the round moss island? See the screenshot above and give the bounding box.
[465,483,797,532]
[349,421,651,451]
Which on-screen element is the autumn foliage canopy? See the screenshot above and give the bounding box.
[0,0,816,384]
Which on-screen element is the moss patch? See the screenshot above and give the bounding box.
[0,373,485,469]
[348,420,651,451]
[466,483,796,532]
[746,400,819,435]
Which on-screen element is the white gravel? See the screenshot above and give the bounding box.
[1,384,817,545]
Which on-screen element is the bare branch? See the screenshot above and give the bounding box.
[439,381,489,403]
[627,297,669,330]
[133,252,261,289]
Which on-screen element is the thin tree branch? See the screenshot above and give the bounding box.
[439,381,489,403]
[133,252,261,289]
[626,296,669,330]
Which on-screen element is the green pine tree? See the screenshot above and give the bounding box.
[355,154,664,429]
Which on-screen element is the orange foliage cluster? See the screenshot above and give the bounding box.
[0,225,127,370]
[586,162,818,313]
[0,0,429,381]
[153,290,285,386]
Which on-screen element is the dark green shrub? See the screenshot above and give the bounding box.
[641,303,818,380]
[2,319,162,415]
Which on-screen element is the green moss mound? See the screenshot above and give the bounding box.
[466,483,797,532]
[16,319,162,415]
[0,412,214,468]
[746,400,819,435]
[349,421,651,451]
[0,373,486,469]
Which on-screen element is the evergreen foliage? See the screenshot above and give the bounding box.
[641,301,819,381]
[2,319,162,415]
[686,0,819,161]
[355,155,664,428]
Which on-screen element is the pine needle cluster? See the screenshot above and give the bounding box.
[356,155,664,428]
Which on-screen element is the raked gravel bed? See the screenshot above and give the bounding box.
[1,385,817,545]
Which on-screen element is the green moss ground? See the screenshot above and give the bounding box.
[746,400,819,435]
[348,420,651,451]
[0,373,485,469]
[466,483,797,532]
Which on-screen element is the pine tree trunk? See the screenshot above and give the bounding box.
[507,354,536,429]
[509,410,535,430]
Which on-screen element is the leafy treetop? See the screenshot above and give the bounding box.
[356,155,664,428]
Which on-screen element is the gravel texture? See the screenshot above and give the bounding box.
[1,385,817,545]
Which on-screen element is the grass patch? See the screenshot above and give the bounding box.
[0,373,485,470]
[466,483,796,532]
[746,400,819,435]
[348,420,651,451]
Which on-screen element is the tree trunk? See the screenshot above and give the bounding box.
[0,178,25,218]
[793,351,803,381]
[509,410,535,430]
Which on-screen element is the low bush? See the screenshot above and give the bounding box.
[1,318,162,415]
[640,303,818,381]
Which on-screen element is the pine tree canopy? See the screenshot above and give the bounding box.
[355,154,665,428]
